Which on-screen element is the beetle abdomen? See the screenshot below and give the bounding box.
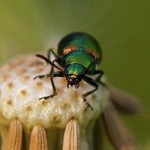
[58,32,102,61]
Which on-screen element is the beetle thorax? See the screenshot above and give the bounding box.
[65,63,86,88]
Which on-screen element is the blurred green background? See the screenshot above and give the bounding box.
[0,0,149,149]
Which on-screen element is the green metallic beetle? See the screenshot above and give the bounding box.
[34,32,105,110]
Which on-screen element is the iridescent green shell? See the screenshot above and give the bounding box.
[57,32,102,62]
[62,48,96,74]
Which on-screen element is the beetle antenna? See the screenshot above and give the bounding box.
[36,54,64,71]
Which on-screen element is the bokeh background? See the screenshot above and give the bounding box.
[0,0,149,149]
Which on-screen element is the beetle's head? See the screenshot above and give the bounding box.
[65,64,85,88]
[66,74,81,88]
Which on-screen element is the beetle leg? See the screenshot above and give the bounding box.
[47,49,55,75]
[39,71,64,100]
[47,48,56,59]
[34,49,62,80]
[47,49,62,75]
[34,74,51,80]
[49,59,61,75]
[87,61,105,86]
[93,70,106,87]
[83,76,99,110]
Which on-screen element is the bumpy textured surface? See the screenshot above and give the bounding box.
[0,54,109,131]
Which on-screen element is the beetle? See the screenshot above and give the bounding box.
[34,32,105,110]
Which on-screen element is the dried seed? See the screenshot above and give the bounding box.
[63,119,80,150]
[5,119,22,150]
[29,124,48,150]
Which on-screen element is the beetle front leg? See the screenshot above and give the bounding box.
[47,48,62,75]
[39,71,64,100]
[34,74,51,80]
[47,48,57,75]
[49,59,60,75]
[83,76,99,110]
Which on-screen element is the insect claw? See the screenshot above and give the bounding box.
[86,102,93,111]
[34,75,49,80]
[83,97,93,111]
[49,94,56,98]
[39,95,51,100]
[33,77,37,80]
[75,84,79,89]
[39,97,44,100]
